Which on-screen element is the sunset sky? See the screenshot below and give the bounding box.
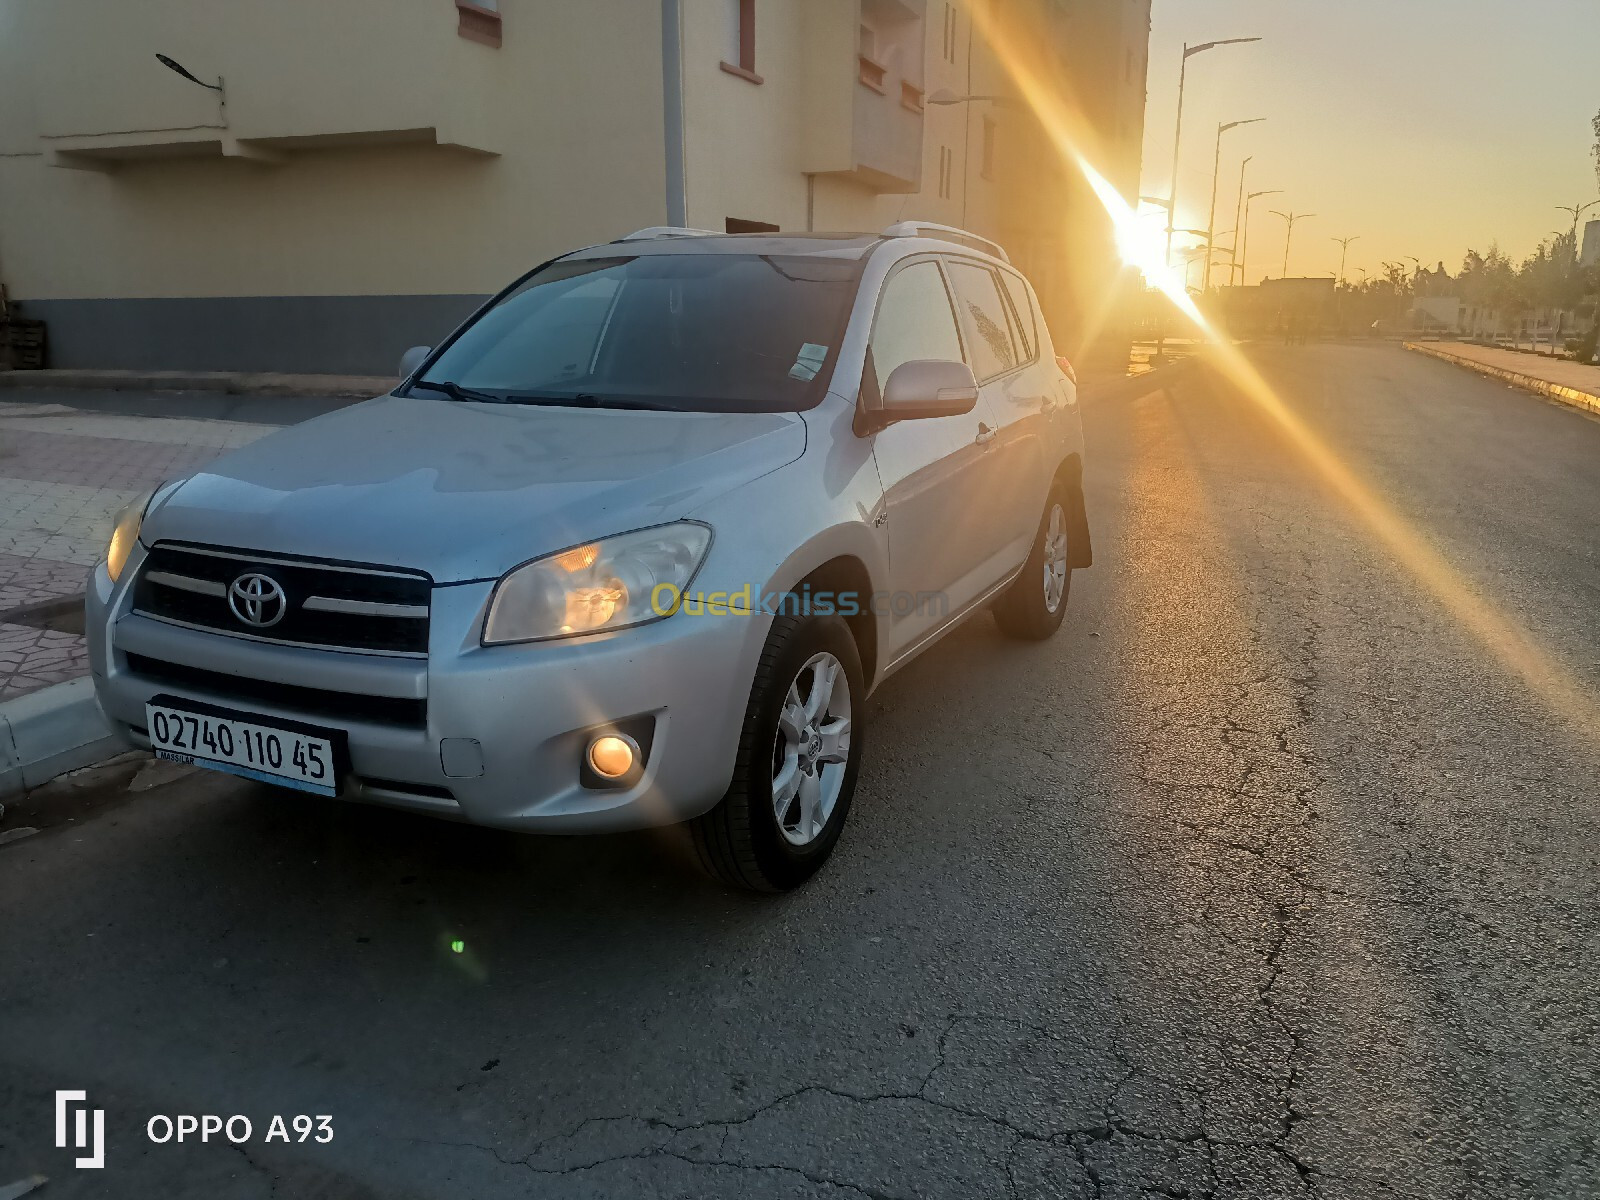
[1140,0,1600,285]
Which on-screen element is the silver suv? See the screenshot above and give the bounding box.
[88,223,1091,890]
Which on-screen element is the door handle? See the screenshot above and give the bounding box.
[975,422,997,446]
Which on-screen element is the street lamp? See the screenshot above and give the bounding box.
[1331,235,1360,285]
[1556,199,1599,245]
[1270,211,1316,278]
[1162,37,1261,271]
[1203,119,1264,291]
[155,53,223,93]
[926,91,1019,107]
[1227,156,1253,286]
[1239,188,1281,286]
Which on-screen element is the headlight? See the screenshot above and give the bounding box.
[105,489,156,584]
[482,522,712,645]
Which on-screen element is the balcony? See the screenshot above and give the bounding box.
[28,0,499,172]
[801,0,926,194]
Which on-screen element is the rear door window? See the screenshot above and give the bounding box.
[946,261,1019,381]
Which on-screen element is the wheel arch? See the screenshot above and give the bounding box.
[792,554,879,691]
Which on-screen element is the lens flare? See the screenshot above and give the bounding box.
[967,1,1600,743]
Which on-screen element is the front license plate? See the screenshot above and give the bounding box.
[145,696,341,797]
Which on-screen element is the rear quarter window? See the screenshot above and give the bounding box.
[999,271,1038,361]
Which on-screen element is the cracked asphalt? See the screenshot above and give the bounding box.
[2,344,1597,1198]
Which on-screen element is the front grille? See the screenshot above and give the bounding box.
[125,653,427,728]
[134,543,430,655]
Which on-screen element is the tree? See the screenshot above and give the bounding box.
[1593,107,1600,190]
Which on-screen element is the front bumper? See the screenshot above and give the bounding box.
[87,545,764,833]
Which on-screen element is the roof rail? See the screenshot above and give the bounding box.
[880,221,1009,263]
[615,226,723,242]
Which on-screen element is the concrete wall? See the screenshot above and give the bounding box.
[0,0,669,370]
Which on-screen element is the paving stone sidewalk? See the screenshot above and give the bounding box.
[0,402,275,701]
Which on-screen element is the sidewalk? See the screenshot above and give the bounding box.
[1406,341,1600,417]
[0,401,276,700]
[0,367,391,399]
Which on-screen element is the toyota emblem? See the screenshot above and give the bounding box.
[227,572,287,628]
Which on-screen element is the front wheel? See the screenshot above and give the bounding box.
[690,614,864,891]
[993,489,1071,640]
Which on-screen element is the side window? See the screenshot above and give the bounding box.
[866,261,965,400]
[999,271,1037,361]
[946,261,1019,381]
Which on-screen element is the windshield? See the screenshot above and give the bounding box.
[413,252,861,412]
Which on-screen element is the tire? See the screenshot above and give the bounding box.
[993,486,1072,640]
[690,613,864,892]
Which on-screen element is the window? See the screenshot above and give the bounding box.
[456,0,502,48]
[980,117,996,181]
[720,0,761,83]
[946,261,1019,380]
[865,261,965,402]
[725,217,779,234]
[858,24,886,92]
[938,146,952,200]
[418,254,860,414]
[943,4,958,62]
[998,271,1037,360]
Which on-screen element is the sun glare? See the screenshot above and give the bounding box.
[966,1,1600,745]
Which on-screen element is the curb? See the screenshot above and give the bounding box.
[0,676,123,798]
[0,368,391,400]
[1404,343,1600,418]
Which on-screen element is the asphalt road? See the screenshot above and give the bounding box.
[3,344,1597,1199]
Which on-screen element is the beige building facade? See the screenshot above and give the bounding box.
[0,0,1149,373]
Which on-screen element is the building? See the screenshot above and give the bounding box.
[1581,219,1600,269]
[0,0,1149,374]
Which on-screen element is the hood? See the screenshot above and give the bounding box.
[145,395,807,582]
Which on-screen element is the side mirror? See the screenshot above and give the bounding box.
[879,359,979,422]
[398,345,432,379]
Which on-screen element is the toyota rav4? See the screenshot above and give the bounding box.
[88,223,1091,891]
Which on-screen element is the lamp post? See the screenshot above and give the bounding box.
[1162,38,1261,272]
[1331,235,1360,285]
[1203,119,1263,292]
[1227,156,1252,286]
[1239,189,1281,286]
[1555,199,1599,246]
[1271,210,1316,279]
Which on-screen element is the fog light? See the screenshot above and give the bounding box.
[587,734,637,780]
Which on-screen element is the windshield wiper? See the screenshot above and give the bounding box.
[410,379,507,404]
[496,391,676,411]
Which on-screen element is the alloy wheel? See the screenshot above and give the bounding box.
[771,652,852,846]
[1043,503,1069,613]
